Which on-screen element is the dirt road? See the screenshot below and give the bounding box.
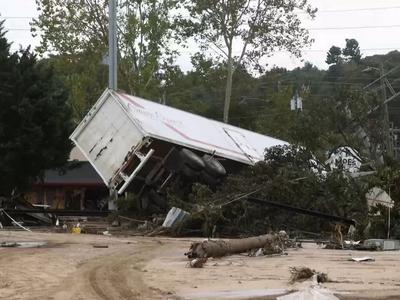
[1,231,400,300]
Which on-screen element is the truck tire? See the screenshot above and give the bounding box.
[139,192,150,210]
[148,189,167,209]
[199,170,219,186]
[179,148,205,171]
[181,164,198,179]
[140,189,167,212]
[202,155,226,177]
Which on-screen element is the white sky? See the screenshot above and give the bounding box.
[1,0,400,71]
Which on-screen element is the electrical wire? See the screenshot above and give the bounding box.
[300,6,400,14]
[308,24,400,31]
[6,24,400,31]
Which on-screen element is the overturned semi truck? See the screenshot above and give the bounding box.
[70,89,287,210]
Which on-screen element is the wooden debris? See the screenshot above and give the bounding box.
[189,257,208,268]
[185,234,281,259]
[92,244,109,248]
[289,266,328,284]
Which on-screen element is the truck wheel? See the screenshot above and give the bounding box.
[181,164,198,179]
[148,189,167,209]
[202,155,226,177]
[179,148,205,171]
[139,193,150,210]
[199,170,219,186]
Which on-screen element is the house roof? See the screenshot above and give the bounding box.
[36,162,105,187]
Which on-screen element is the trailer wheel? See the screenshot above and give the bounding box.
[181,164,198,179]
[139,189,167,212]
[148,189,167,209]
[139,193,150,210]
[202,155,226,177]
[179,148,205,171]
[199,170,219,186]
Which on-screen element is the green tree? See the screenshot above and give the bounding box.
[342,38,361,63]
[181,0,316,123]
[0,23,73,196]
[189,144,369,236]
[326,46,342,65]
[32,0,180,118]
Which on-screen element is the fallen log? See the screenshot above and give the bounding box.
[185,233,281,258]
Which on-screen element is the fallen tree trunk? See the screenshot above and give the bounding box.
[185,234,280,258]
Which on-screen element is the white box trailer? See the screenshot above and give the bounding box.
[70,89,287,199]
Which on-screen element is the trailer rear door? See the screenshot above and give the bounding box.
[70,92,145,186]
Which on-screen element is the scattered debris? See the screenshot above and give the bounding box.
[0,242,18,247]
[138,220,154,231]
[0,241,47,248]
[344,240,361,247]
[363,239,400,251]
[117,215,148,223]
[162,207,190,229]
[102,230,112,236]
[366,187,394,209]
[92,244,109,248]
[188,257,208,268]
[71,226,81,234]
[0,209,32,232]
[185,233,285,259]
[282,267,335,300]
[348,256,375,262]
[289,267,328,284]
[324,242,343,250]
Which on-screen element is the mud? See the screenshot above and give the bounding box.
[0,231,400,300]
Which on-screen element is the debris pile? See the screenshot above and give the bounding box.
[289,267,329,284]
[188,257,208,268]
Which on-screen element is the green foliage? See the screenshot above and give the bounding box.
[326,46,342,65]
[190,145,371,237]
[326,38,361,66]
[116,193,139,211]
[181,0,316,122]
[0,24,73,196]
[32,0,181,119]
[342,39,362,63]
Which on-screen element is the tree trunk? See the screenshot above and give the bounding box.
[185,234,279,258]
[223,55,234,123]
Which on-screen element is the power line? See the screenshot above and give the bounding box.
[6,23,400,32]
[0,16,34,19]
[302,48,400,53]
[314,6,400,13]
[2,5,400,19]
[308,24,400,31]
[4,28,31,31]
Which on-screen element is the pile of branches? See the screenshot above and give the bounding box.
[168,145,396,239]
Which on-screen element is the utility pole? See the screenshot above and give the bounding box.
[380,63,393,156]
[363,64,399,157]
[108,0,117,90]
[108,0,118,211]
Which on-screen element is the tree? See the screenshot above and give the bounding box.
[326,39,361,66]
[0,23,73,196]
[342,38,361,63]
[187,144,369,237]
[182,0,316,123]
[326,46,342,65]
[32,0,180,118]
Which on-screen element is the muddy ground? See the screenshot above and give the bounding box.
[1,231,400,300]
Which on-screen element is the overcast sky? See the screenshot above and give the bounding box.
[1,0,400,71]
